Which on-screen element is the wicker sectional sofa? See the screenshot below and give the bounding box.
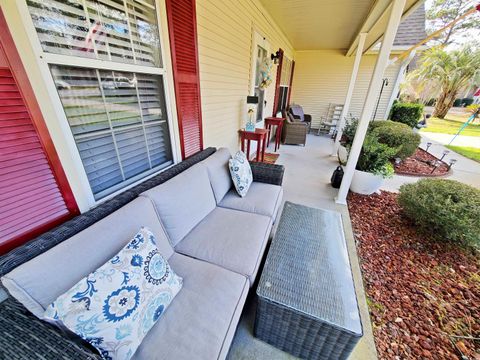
[0,147,284,360]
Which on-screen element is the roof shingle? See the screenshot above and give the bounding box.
[394,3,427,46]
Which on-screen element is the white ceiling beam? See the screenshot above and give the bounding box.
[346,0,392,57]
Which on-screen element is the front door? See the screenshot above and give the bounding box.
[250,32,270,125]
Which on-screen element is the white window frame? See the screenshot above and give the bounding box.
[15,0,180,210]
[250,30,270,128]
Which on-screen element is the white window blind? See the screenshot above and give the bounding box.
[51,65,172,199]
[27,0,161,67]
[26,0,174,201]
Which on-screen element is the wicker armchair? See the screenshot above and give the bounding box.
[282,112,309,146]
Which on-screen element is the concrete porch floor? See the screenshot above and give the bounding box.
[227,134,378,360]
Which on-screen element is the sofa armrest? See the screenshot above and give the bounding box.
[249,162,285,186]
[0,297,101,359]
[304,114,312,122]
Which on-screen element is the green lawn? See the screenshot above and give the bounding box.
[446,145,480,162]
[420,117,480,137]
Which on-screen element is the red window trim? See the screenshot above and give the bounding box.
[287,60,295,107]
[272,48,284,117]
[0,9,79,254]
[165,0,204,160]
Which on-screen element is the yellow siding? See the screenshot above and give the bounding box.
[290,50,401,129]
[196,0,294,153]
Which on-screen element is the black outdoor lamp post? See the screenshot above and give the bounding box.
[372,78,388,121]
[439,150,450,162]
[425,142,432,152]
[448,159,457,170]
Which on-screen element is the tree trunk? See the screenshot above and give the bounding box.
[433,90,457,119]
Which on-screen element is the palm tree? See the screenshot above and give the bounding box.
[411,45,480,118]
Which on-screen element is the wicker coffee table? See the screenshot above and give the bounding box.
[254,202,363,360]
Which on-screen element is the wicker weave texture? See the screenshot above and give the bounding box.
[255,202,362,360]
[249,162,284,186]
[255,298,358,360]
[282,113,310,146]
[0,298,100,359]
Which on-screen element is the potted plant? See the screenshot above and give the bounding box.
[338,119,358,165]
[350,134,397,195]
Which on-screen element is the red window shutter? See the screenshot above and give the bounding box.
[0,10,78,254]
[166,0,203,159]
[272,48,284,116]
[287,60,295,107]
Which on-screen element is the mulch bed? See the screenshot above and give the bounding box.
[394,148,450,177]
[348,192,480,360]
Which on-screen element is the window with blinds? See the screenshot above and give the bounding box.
[26,0,174,200]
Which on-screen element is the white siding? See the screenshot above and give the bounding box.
[291,50,401,129]
[196,0,294,153]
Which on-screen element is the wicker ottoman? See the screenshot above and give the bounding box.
[254,202,363,360]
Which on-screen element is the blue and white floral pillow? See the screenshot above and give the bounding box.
[229,151,253,197]
[43,227,183,360]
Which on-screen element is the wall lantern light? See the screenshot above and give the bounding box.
[271,51,281,64]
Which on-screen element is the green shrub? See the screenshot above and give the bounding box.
[390,102,424,128]
[356,134,396,178]
[370,120,421,159]
[453,98,463,107]
[398,179,480,247]
[341,119,358,148]
[462,98,474,107]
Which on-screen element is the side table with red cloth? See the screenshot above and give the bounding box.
[264,117,285,152]
[238,128,268,162]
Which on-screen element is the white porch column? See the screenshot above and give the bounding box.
[332,33,367,156]
[383,50,417,119]
[336,0,407,205]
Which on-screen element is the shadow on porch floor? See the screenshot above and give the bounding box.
[227,134,378,360]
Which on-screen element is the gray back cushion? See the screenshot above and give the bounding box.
[290,104,305,121]
[141,163,216,247]
[1,197,172,319]
[201,148,232,203]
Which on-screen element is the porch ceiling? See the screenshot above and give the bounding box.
[259,0,424,53]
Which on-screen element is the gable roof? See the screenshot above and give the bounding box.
[394,3,426,47]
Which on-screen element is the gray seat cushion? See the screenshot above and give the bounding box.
[175,207,272,285]
[132,252,248,360]
[219,182,283,221]
[1,197,172,319]
[201,147,233,203]
[141,163,217,247]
